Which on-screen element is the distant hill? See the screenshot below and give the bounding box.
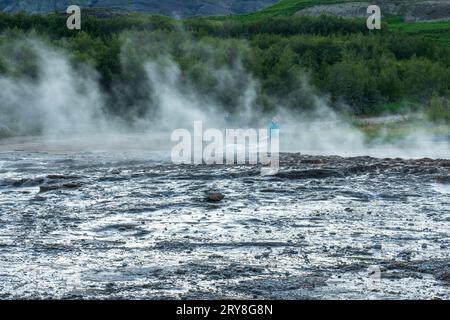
[238,1,450,22]
[295,0,450,23]
[250,0,450,46]
[0,0,278,16]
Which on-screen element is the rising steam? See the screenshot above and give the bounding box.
[0,35,448,159]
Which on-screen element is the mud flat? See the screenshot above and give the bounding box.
[0,150,449,299]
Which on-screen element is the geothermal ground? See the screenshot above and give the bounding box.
[0,137,449,299]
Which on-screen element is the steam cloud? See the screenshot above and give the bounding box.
[0,36,448,159]
[0,40,107,136]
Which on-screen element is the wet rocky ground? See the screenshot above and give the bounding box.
[0,149,449,299]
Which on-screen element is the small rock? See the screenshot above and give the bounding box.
[39,185,58,193]
[39,183,82,193]
[47,174,78,180]
[371,244,382,250]
[207,193,225,202]
[436,176,450,184]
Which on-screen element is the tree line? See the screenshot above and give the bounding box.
[0,12,448,119]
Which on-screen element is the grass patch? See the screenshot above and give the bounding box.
[358,119,425,143]
[359,122,409,143]
[356,114,450,143]
[388,21,450,46]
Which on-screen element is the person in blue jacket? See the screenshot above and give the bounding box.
[268,116,280,139]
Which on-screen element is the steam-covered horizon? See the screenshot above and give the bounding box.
[0,35,449,159]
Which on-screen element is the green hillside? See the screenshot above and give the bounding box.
[233,0,450,46]
[389,20,450,46]
[250,0,355,17]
